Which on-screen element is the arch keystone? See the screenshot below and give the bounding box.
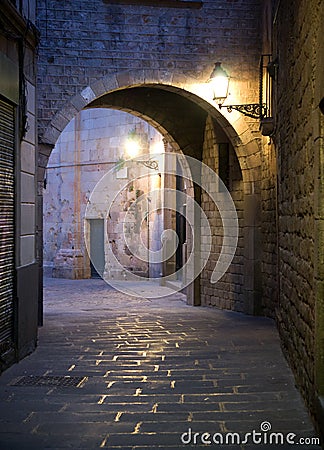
[81,86,96,103]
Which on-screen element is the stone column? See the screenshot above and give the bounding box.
[243,184,262,315]
[37,143,54,325]
[52,113,88,279]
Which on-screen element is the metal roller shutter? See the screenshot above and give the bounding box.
[0,98,15,356]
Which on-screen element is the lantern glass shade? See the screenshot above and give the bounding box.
[209,62,229,105]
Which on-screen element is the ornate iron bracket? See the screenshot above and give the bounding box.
[114,157,159,172]
[115,158,159,171]
[220,103,268,120]
[137,159,159,171]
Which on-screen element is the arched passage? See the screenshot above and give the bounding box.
[38,73,263,317]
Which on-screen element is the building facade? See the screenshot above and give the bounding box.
[0,0,39,371]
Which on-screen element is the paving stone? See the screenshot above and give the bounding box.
[0,278,320,449]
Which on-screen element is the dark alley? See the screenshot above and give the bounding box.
[0,0,323,447]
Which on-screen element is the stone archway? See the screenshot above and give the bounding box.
[40,70,261,179]
[38,70,263,316]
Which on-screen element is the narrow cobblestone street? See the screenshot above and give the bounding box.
[0,278,320,449]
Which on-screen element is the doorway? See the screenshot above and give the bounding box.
[89,219,105,278]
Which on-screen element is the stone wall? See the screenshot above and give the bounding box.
[36,0,262,142]
[273,0,324,431]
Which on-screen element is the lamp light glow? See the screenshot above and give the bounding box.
[125,138,140,158]
[208,62,229,105]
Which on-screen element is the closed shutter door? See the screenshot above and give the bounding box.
[0,98,15,355]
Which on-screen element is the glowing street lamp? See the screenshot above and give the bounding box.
[123,131,159,171]
[208,60,271,121]
[125,136,140,158]
[208,62,230,106]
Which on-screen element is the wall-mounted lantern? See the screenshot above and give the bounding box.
[208,57,276,135]
[121,129,159,171]
[208,62,230,107]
